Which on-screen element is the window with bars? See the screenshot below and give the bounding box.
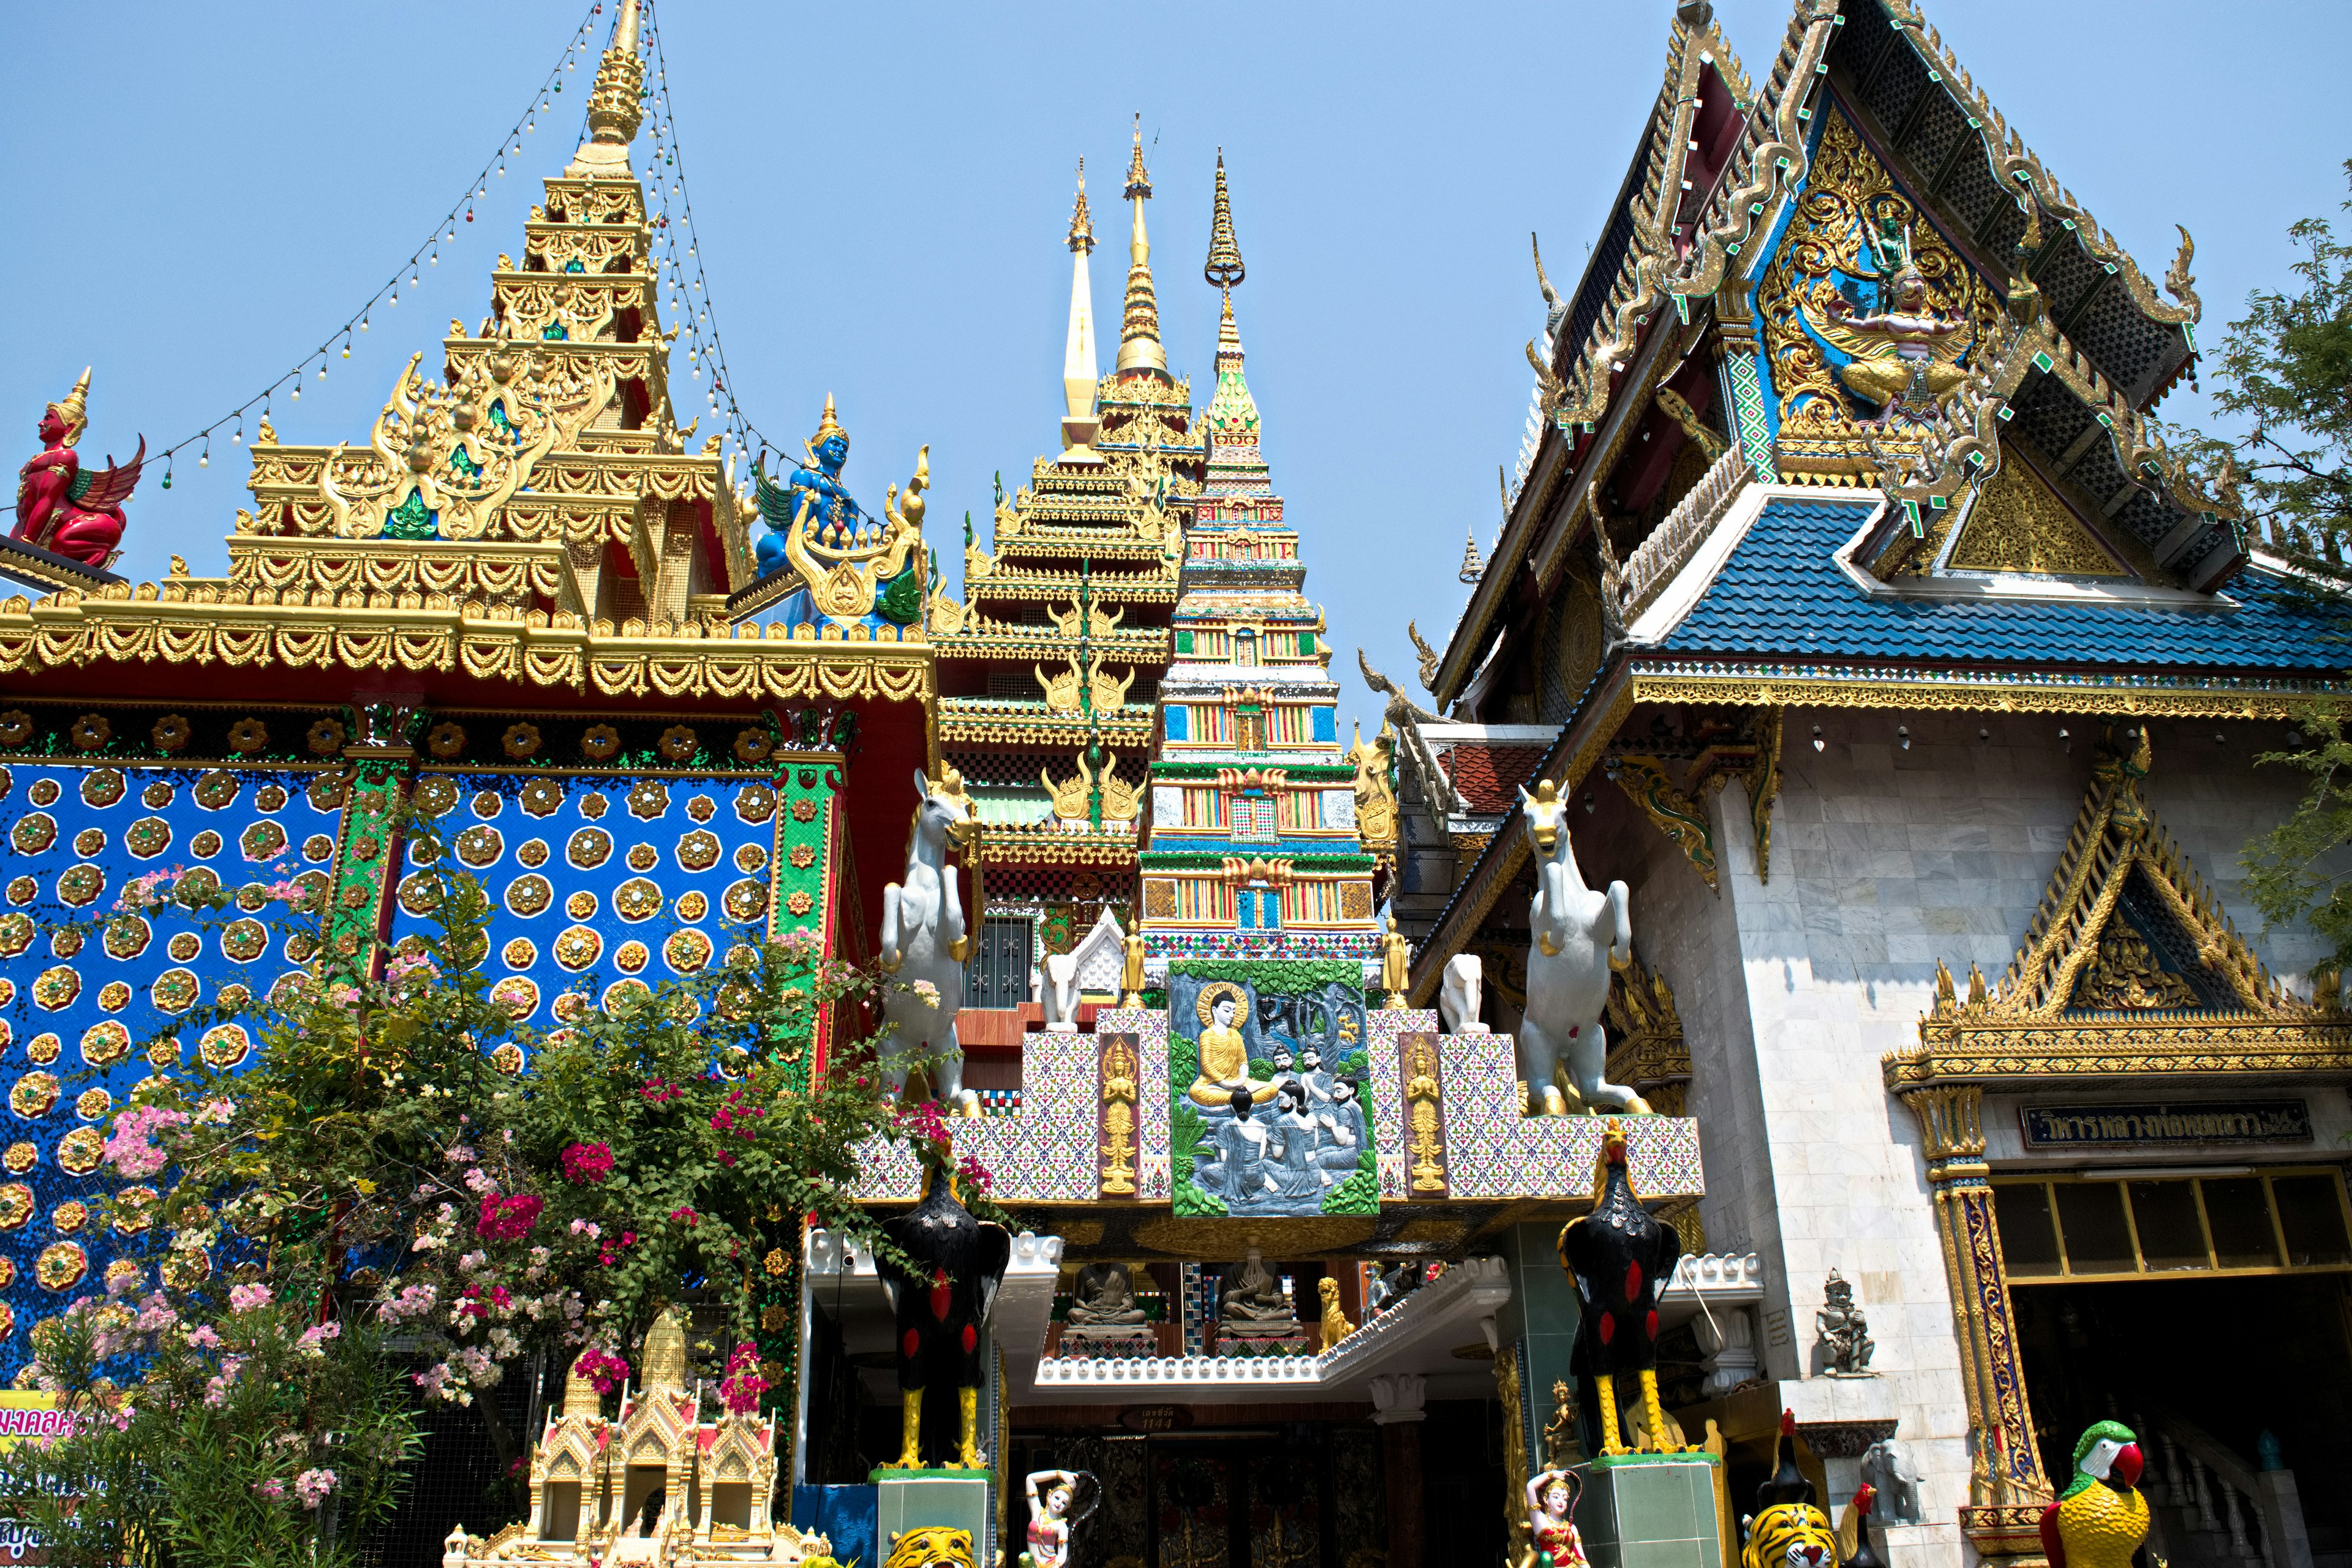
[1992,1167,2352,1281]
[1229,793,1277,843]
[962,916,1033,1009]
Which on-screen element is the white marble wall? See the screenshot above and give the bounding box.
[1583,709,2329,1568]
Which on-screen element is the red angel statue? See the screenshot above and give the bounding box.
[14,368,143,568]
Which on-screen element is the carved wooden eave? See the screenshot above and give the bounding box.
[1885,725,2352,1090]
[1850,0,2201,396]
[1434,0,1845,709]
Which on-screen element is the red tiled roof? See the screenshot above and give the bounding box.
[1442,744,1549,814]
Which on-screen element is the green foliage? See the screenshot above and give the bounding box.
[2242,712,2352,975]
[1,806,942,1553]
[2177,160,2352,552]
[1167,958,1365,998]
[2206,165,2352,968]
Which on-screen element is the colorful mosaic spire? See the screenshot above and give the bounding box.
[1113,118,1168,379]
[1137,157,1382,968]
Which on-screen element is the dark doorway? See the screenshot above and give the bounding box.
[2015,1276,2352,1553]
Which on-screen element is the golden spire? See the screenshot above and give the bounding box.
[48,367,90,448]
[1114,116,1167,377]
[640,1305,687,1392]
[809,392,847,451]
[1068,158,1095,255]
[1062,164,1104,462]
[570,0,645,177]
[1204,149,1245,291]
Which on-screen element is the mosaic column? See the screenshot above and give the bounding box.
[1711,279,1780,486]
[1901,1084,2053,1556]
[322,702,424,981]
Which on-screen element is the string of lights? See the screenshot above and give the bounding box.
[636,2,784,482]
[153,0,613,491]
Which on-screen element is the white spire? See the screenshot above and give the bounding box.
[1061,160,1104,462]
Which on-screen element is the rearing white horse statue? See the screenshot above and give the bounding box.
[1516,779,1651,1116]
[879,768,980,1115]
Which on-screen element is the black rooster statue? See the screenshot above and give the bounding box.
[877,1151,1011,1470]
[1557,1118,1683,1454]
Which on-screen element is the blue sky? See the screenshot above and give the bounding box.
[6,2,2346,739]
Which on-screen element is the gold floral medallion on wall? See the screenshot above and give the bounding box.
[613,879,663,922]
[80,1022,130,1067]
[554,925,603,971]
[676,831,722,872]
[36,1242,86,1291]
[568,827,612,869]
[199,1025,252,1069]
[0,1188,29,1229]
[736,785,778,824]
[56,1128,103,1177]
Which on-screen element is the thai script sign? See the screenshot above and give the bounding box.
[2021,1101,2312,1150]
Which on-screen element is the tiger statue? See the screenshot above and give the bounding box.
[884,1526,978,1568]
[1742,1412,1841,1568]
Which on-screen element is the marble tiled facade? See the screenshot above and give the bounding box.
[1573,709,2329,1568]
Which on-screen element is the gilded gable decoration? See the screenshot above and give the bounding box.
[1942,462,2122,578]
[1886,725,2352,1088]
[1605,951,1691,1116]
[1758,109,2004,482]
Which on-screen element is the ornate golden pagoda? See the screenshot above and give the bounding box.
[925,132,1202,996]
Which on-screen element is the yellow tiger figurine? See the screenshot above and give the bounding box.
[884,1526,978,1568]
[1743,1412,1840,1568]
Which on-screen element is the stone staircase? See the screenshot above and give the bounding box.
[2136,1411,2316,1568]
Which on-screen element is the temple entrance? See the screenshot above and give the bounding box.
[2014,1276,2352,1568]
[1008,1419,1404,1567]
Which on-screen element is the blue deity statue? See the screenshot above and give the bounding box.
[753,394,882,579]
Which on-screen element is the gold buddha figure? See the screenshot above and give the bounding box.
[1187,981,1276,1108]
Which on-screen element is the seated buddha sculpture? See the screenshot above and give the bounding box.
[1219,1247,1296,1325]
[1187,982,1276,1108]
[1065,1262,1147,1327]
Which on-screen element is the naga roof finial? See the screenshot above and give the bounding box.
[1205,149,1245,292]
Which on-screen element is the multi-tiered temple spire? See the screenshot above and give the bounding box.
[1112,118,1167,379]
[569,0,644,177]
[1061,161,1103,462]
[1137,155,1386,966]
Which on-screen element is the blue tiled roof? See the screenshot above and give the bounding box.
[1659,499,2352,671]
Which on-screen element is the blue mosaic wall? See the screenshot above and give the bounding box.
[0,758,344,1371]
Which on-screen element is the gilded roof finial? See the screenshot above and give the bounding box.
[1205,149,1245,291]
[809,392,847,453]
[49,367,91,449]
[1068,158,1095,255]
[1114,115,1167,377]
[571,0,646,176]
[1460,527,1485,584]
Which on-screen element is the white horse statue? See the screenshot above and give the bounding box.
[1516,778,1650,1115]
[879,768,980,1115]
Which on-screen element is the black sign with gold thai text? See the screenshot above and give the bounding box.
[2021,1101,2312,1149]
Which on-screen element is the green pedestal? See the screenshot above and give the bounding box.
[1579,1452,1724,1568]
[873,1471,993,1564]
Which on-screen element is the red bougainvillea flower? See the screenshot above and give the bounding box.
[560,1142,615,1184]
[475,1193,544,1242]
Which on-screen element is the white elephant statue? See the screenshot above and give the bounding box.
[879,768,980,1115]
[1041,951,1080,1032]
[1515,779,1649,1115]
[1438,953,1488,1034]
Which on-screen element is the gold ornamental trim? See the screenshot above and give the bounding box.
[1627,669,2348,723]
[0,590,936,706]
[974,826,1139,869]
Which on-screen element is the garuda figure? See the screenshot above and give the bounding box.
[876,1153,1010,1470]
[14,369,143,568]
[755,394,878,578]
